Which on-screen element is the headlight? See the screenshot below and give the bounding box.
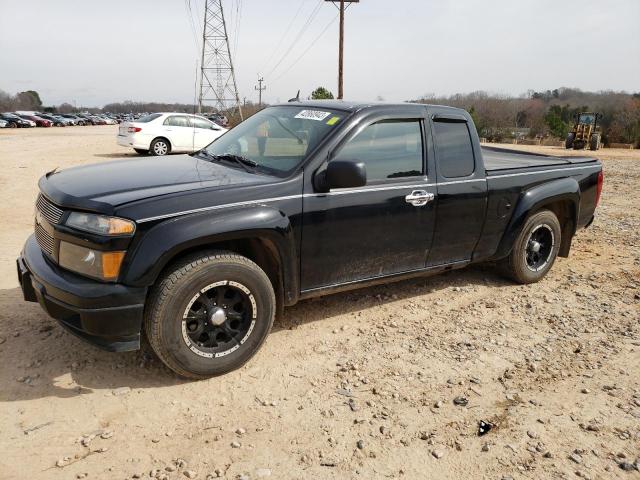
[66,212,135,236]
[59,242,126,281]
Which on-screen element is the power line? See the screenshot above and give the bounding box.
[272,13,339,82]
[264,0,324,80]
[184,0,202,55]
[258,0,308,74]
[233,0,242,59]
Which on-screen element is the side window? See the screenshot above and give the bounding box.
[164,116,189,127]
[433,121,475,178]
[334,120,423,182]
[191,117,217,130]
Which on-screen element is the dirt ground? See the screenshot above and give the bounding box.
[0,126,638,480]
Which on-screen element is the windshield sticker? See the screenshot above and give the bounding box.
[326,116,341,126]
[295,110,332,121]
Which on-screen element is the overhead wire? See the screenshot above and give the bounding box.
[257,0,308,74]
[272,13,339,82]
[264,0,324,80]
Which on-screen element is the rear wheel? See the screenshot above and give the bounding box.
[500,210,561,284]
[8,122,17,128]
[145,251,276,379]
[150,138,170,156]
[565,133,574,149]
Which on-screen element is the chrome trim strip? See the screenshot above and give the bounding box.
[138,165,599,222]
[137,194,302,223]
[488,164,600,179]
[305,183,434,197]
[438,178,486,186]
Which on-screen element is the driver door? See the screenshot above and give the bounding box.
[300,118,437,291]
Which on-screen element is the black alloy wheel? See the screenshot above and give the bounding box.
[524,224,554,272]
[182,281,255,358]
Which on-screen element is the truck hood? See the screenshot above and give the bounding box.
[39,154,276,214]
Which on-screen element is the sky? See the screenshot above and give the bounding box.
[1,0,639,108]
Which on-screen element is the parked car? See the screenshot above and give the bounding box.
[18,101,604,378]
[0,119,7,128]
[37,114,66,127]
[59,114,86,126]
[11,114,36,127]
[207,113,229,127]
[0,113,32,127]
[117,112,227,155]
[74,113,96,125]
[17,114,52,127]
[98,115,117,125]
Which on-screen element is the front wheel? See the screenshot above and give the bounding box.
[500,210,562,284]
[145,251,276,379]
[565,133,574,149]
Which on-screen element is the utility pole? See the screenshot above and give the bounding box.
[255,76,266,107]
[325,0,358,99]
[198,0,243,120]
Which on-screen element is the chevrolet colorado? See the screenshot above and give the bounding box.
[17,101,604,378]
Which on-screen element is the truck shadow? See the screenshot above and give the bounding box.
[0,264,509,402]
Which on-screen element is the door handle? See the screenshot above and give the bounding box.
[405,190,435,207]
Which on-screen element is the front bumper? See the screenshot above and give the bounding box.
[17,235,147,352]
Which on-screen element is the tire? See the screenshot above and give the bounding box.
[134,148,148,155]
[589,134,600,151]
[8,122,17,128]
[565,133,574,149]
[150,138,170,156]
[145,251,276,379]
[499,210,562,284]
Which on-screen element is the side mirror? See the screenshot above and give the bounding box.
[325,160,367,190]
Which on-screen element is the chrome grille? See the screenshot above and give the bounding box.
[35,223,54,255]
[36,194,64,224]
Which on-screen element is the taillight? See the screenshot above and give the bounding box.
[127,126,142,133]
[595,169,604,207]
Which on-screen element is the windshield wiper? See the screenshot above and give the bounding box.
[197,151,258,173]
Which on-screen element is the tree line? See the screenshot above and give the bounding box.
[2,86,638,146]
[412,88,640,146]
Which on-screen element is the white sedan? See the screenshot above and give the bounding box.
[117,112,227,156]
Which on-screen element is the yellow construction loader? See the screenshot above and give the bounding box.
[565,112,603,151]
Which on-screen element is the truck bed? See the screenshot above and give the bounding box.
[482,146,598,173]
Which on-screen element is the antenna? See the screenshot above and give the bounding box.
[288,90,301,103]
[198,0,243,120]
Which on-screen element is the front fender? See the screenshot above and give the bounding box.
[122,205,296,294]
[493,177,580,260]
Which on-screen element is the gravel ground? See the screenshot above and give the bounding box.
[0,127,638,480]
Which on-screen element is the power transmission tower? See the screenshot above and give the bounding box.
[255,76,266,107]
[198,0,243,120]
[325,0,358,99]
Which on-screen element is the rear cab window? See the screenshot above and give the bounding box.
[433,120,475,178]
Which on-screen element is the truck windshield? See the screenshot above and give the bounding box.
[200,106,345,176]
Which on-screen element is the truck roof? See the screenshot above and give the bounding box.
[273,99,461,114]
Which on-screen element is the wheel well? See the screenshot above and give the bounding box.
[160,238,284,309]
[152,136,172,150]
[533,200,576,257]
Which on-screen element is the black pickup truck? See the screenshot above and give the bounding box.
[17,101,603,378]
